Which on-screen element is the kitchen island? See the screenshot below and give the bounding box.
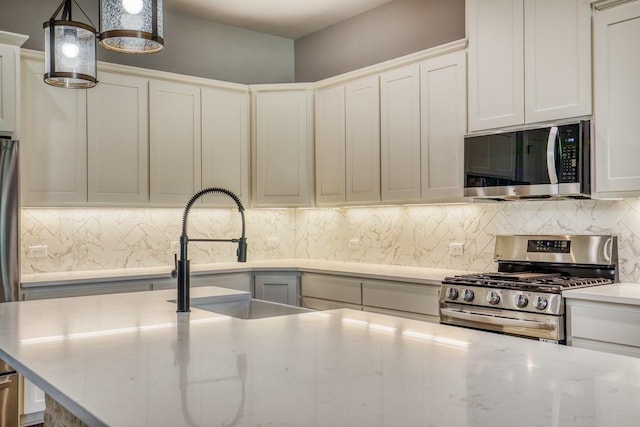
[1,286,639,426]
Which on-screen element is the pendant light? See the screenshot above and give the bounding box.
[43,0,98,88]
[99,0,164,54]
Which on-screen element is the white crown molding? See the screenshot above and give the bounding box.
[0,31,29,47]
[248,83,315,93]
[20,49,249,92]
[313,38,468,89]
[592,0,637,10]
[20,37,468,93]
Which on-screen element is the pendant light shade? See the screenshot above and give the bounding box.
[43,0,97,89]
[99,0,164,54]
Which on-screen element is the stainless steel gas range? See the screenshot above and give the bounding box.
[439,235,618,343]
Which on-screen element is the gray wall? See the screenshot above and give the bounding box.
[294,0,465,82]
[0,0,295,84]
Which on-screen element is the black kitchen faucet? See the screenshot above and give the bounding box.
[171,187,247,312]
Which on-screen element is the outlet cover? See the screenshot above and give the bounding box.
[348,239,361,249]
[449,243,464,256]
[28,245,48,258]
[170,242,180,253]
[267,237,280,248]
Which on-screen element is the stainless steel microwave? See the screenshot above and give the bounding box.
[464,120,591,200]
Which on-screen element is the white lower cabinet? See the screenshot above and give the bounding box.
[22,378,45,422]
[300,273,362,308]
[254,273,299,306]
[300,272,440,322]
[566,298,640,358]
[362,279,441,323]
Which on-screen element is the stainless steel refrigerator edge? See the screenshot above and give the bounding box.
[0,137,20,427]
[1,138,19,303]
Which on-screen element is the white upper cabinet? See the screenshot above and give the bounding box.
[420,51,467,200]
[87,71,149,204]
[467,0,592,132]
[467,0,524,131]
[0,44,17,134]
[0,32,26,135]
[149,80,202,205]
[201,87,250,207]
[524,0,592,123]
[252,88,313,207]
[345,75,381,203]
[593,0,640,196]
[21,58,87,205]
[315,75,381,206]
[380,63,421,202]
[315,85,346,204]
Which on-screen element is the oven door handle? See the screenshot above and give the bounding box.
[440,308,557,331]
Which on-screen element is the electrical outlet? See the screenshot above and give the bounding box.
[170,241,180,253]
[348,239,361,249]
[28,245,48,258]
[449,243,464,256]
[267,237,280,248]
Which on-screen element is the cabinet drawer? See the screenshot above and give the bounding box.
[568,300,640,348]
[301,296,362,311]
[362,280,440,316]
[300,274,362,304]
[363,306,438,323]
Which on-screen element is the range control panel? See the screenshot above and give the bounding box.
[527,239,571,254]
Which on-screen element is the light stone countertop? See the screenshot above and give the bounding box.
[563,283,640,306]
[1,285,639,426]
[21,259,473,287]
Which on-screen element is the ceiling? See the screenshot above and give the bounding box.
[163,0,396,39]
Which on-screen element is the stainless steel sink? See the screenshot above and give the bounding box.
[191,297,311,319]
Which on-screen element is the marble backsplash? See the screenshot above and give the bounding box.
[21,199,640,282]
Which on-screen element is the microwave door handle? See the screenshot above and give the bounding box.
[546,126,559,184]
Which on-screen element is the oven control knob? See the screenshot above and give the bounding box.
[446,287,459,300]
[534,296,549,311]
[514,294,529,308]
[487,290,501,305]
[462,289,475,302]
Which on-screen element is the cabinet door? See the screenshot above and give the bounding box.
[524,0,592,123]
[0,44,16,134]
[594,1,640,195]
[253,90,313,207]
[346,75,381,203]
[201,87,250,207]
[315,85,346,204]
[420,51,466,200]
[23,378,45,416]
[380,64,421,202]
[149,80,201,205]
[87,71,148,204]
[21,58,87,205]
[254,273,299,306]
[467,0,525,131]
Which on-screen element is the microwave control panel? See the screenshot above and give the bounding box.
[559,125,580,183]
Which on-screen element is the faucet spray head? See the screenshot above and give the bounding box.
[237,237,247,263]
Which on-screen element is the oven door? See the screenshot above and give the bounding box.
[440,302,564,342]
